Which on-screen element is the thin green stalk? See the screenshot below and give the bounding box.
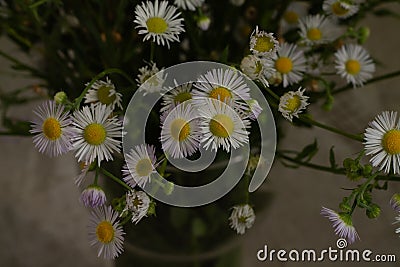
[0,131,31,136]
[299,115,363,142]
[276,151,345,175]
[150,42,155,62]
[277,151,400,182]
[100,168,131,191]
[73,68,136,108]
[263,86,280,101]
[333,70,400,95]
[0,49,46,78]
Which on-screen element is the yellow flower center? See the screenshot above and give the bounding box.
[132,196,143,208]
[83,123,106,145]
[307,28,322,41]
[136,158,153,177]
[96,221,114,244]
[345,59,361,75]
[97,86,116,105]
[382,129,400,155]
[174,92,192,105]
[254,60,263,75]
[209,86,232,102]
[42,117,62,140]
[254,35,275,53]
[283,11,299,24]
[170,118,191,142]
[275,57,293,74]
[146,17,168,34]
[283,95,301,113]
[209,114,234,138]
[332,2,349,16]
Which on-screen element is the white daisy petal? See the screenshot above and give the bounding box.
[299,14,341,46]
[278,87,309,122]
[334,44,375,87]
[160,103,200,158]
[321,207,359,244]
[364,111,400,175]
[122,144,157,188]
[193,68,251,113]
[71,103,123,165]
[30,100,74,157]
[134,0,185,48]
[272,42,306,88]
[84,77,123,110]
[88,206,125,259]
[174,0,204,11]
[198,98,250,152]
[229,204,256,235]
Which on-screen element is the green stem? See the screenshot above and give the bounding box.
[277,151,400,182]
[0,49,46,78]
[332,70,400,96]
[150,42,155,62]
[263,86,280,101]
[94,167,99,185]
[299,114,363,142]
[73,68,136,108]
[100,168,131,191]
[276,151,345,175]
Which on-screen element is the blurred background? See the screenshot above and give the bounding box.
[0,1,400,267]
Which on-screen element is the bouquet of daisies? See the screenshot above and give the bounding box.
[1,0,400,263]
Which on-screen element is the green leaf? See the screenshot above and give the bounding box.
[295,139,318,162]
[329,146,337,169]
[220,45,229,64]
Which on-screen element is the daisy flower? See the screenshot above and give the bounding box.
[88,206,124,259]
[30,100,74,157]
[272,42,306,88]
[280,1,309,32]
[321,207,359,244]
[390,193,400,212]
[240,54,274,87]
[193,68,251,112]
[71,103,123,166]
[134,0,185,48]
[161,103,200,158]
[394,213,400,236]
[136,61,166,95]
[174,0,204,11]
[299,14,341,46]
[364,111,400,174]
[278,88,309,122]
[84,77,122,110]
[122,144,157,188]
[198,98,250,152]
[334,44,375,87]
[122,190,151,224]
[80,185,107,208]
[161,82,194,112]
[323,0,359,19]
[229,204,256,235]
[249,26,279,58]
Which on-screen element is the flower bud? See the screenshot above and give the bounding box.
[54,91,67,104]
